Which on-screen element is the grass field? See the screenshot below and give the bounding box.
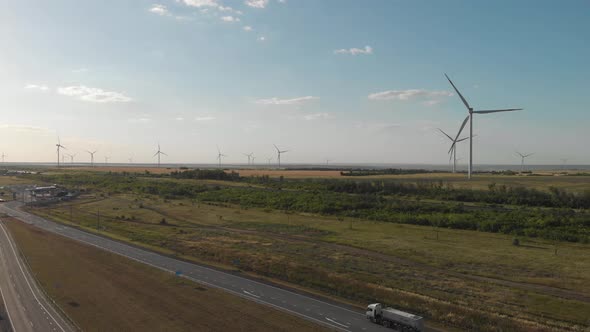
[30,193,590,331]
[4,217,327,332]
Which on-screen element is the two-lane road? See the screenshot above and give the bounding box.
[0,201,399,332]
[0,218,74,332]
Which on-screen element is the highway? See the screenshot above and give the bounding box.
[0,214,74,332]
[0,201,395,332]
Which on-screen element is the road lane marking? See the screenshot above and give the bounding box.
[0,222,67,332]
[326,317,350,329]
[243,290,260,298]
[1,205,361,331]
[0,282,17,332]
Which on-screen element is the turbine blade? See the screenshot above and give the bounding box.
[456,137,469,142]
[161,152,168,156]
[437,128,453,141]
[449,116,469,154]
[473,108,522,114]
[444,73,471,111]
[153,152,159,157]
[524,153,534,157]
[273,144,280,152]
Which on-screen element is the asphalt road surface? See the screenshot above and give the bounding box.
[0,201,428,332]
[0,216,74,332]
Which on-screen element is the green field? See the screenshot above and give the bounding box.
[5,217,327,332]
[15,169,590,331]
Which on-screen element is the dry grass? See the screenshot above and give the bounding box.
[4,218,327,332]
[229,169,343,178]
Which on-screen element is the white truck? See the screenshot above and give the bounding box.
[366,303,424,331]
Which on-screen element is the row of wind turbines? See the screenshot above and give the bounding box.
[47,74,570,179]
[55,139,292,169]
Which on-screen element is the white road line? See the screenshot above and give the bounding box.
[0,282,17,332]
[2,205,360,332]
[0,221,67,332]
[243,290,260,298]
[326,317,350,329]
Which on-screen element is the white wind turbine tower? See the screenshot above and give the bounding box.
[266,157,273,167]
[154,144,167,168]
[273,144,289,168]
[446,74,523,179]
[217,146,227,168]
[104,156,110,165]
[56,137,66,167]
[86,150,97,167]
[438,128,469,173]
[1,153,6,168]
[243,152,254,165]
[516,151,534,173]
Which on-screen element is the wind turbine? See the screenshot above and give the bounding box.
[154,144,167,168]
[516,151,534,173]
[1,153,6,168]
[266,157,273,167]
[104,156,110,165]
[86,150,97,167]
[326,159,333,165]
[243,152,254,165]
[128,157,133,164]
[56,138,66,167]
[67,153,77,164]
[438,128,469,173]
[251,156,256,165]
[445,74,523,179]
[217,146,227,168]
[560,158,569,170]
[273,144,289,168]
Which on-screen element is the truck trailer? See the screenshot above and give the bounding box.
[366,303,423,331]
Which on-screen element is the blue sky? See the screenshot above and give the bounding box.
[1,0,588,165]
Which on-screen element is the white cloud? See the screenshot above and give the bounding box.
[245,0,269,8]
[0,124,52,134]
[303,113,333,121]
[195,116,216,121]
[57,85,132,103]
[255,96,319,105]
[257,36,266,41]
[149,4,169,16]
[243,25,253,31]
[221,15,240,22]
[368,89,453,105]
[355,122,402,132]
[25,84,49,91]
[334,46,373,56]
[128,118,152,123]
[181,0,220,7]
[175,117,185,121]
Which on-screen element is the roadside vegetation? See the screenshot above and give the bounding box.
[4,218,327,332]
[16,169,590,331]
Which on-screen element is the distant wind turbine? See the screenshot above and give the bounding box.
[154,143,167,168]
[1,153,6,168]
[86,150,97,167]
[128,157,133,164]
[438,128,469,173]
[56,137,66,167]
[217,146,227,168]
[273,144,289,168]
[516,151,534,173]
[445,74,523,179]
[326,159,333,165]
[243,152,254,165]
[67,153,77,164]
[266,157,273,167]
[104,156,110,165]
[561,158,569,170]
